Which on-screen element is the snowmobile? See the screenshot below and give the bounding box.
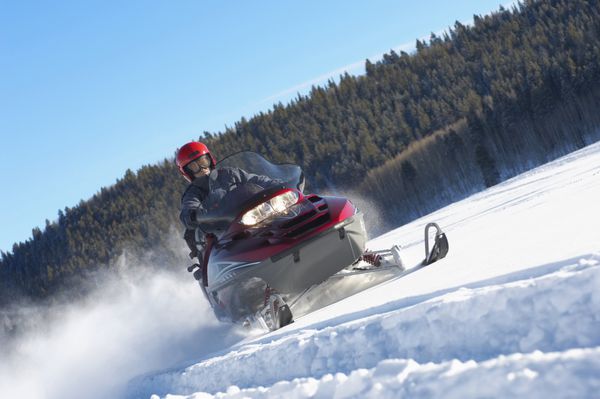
[186,152,449,331]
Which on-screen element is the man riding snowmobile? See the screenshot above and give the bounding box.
[176,142,449,330]
[176,141,280,260]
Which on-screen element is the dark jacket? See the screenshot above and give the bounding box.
[179,167,277,230]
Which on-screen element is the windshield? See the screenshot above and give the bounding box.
[215,152,303,186]
[197,152,304,234]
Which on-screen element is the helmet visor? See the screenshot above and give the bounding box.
[185,154,212,174]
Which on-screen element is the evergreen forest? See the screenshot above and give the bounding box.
[2,0,600,304]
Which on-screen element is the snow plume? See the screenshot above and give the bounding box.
[0,232,243,399]
[321,189,388,238]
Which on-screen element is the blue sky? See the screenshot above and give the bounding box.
[0,0,514,253]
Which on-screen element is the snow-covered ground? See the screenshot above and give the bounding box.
[1,141,599,399]
[128,141,600,399]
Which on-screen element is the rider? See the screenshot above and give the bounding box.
[176,141,279,259]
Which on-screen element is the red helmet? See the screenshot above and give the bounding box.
[176,141,217,181]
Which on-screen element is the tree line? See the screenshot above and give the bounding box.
[2,0,600,303]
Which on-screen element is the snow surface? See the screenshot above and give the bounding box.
[127,141,600,399]
[1,141,599,399]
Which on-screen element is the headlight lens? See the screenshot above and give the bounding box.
[240,190,299,226]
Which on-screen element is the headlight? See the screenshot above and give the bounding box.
[240,190,299,226]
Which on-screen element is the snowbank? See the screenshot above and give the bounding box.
[157,347,600,399]
[132,255,600,398]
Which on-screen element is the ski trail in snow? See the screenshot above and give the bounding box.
[374,139,600,252]
[130,253,600,397]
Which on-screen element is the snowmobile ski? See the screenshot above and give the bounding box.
[285,223,450,314]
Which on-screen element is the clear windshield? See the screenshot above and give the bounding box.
[198,152,304,234]
[215,151,303,187]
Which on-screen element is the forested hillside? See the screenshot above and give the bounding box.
[2,0,600,303]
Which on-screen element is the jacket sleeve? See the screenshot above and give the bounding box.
[238,168,282,188]
[179,183,208,230]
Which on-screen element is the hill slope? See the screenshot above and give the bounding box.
[129,140,600,398]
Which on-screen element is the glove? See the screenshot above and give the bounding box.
[184,228,199,259]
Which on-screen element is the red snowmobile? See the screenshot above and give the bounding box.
[186,152,448,330]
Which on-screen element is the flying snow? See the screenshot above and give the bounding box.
[0,244,242,399]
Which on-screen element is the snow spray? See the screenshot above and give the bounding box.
[0,229,243,399]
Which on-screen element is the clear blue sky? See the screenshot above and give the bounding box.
[0,0,515,253]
